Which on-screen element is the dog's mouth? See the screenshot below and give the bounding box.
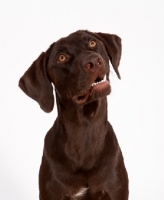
[73,75,111,104]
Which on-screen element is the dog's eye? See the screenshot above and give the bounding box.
[89,40,97,48]
[57,54,67,62]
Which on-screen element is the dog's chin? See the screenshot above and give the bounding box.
[73,81,111,105]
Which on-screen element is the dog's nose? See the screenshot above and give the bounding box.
[84,57,103,71]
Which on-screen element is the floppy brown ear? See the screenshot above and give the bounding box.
[19,51,54,113]
[92,32,122,79]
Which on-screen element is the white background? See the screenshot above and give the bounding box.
[0,0,164,199]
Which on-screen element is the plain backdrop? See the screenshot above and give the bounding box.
[1,0,164,199]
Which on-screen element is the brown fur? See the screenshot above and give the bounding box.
[19,30,129,200]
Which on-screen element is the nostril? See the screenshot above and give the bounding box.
[84,58,103,71]
[85,62,94,70]
[97,58,103,66]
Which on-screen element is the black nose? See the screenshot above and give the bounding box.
[84,57,103,71]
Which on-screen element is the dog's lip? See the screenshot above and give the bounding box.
[73,76,110,104]
[73,92,91,104]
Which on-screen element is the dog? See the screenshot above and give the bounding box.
[19,30,129,200]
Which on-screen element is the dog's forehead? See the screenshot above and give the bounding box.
[55,31,97,52]
[59,31,94,43]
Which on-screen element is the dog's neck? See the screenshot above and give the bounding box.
[56,94,108,130]
[55,94,109,168]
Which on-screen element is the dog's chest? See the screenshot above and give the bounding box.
[64,128,105,170]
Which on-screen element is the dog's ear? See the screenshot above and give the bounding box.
[19,45,54,113]
[93,32,122,79]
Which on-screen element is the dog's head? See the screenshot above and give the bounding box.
[19,30,122,112]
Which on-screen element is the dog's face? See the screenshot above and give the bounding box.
[19,30,122,112]
[48,31,111,105]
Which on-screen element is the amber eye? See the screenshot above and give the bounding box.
[89,40,97,48]
[58,54,67,62]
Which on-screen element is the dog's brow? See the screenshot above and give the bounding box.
[57,45,68,52]
[56,45,72,55]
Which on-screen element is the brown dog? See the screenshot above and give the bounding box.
[19,30,129,200]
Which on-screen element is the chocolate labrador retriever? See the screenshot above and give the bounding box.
[19,30,129,200]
